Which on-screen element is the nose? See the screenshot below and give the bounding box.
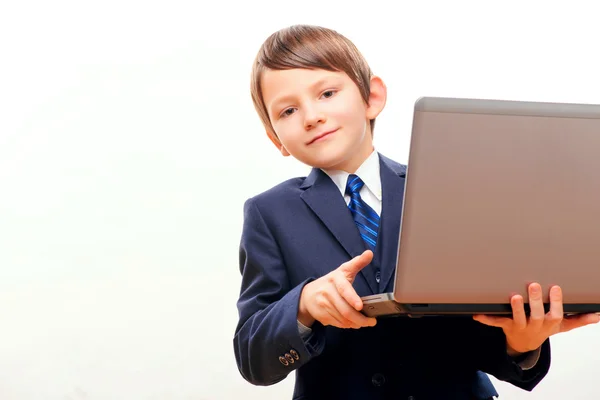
[304,105,326,130]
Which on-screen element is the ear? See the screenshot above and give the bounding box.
[266,130,291,157]
[365,75,387,120]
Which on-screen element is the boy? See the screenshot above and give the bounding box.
[233,24,598,399]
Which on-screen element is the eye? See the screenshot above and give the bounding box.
[321,90,336,99]
[280,108,296,119]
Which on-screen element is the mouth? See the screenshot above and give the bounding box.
[307,128,338,145]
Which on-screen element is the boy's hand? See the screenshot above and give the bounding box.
[473,283,600,356]
[298,250,377,329]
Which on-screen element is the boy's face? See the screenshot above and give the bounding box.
[261,68,386,173]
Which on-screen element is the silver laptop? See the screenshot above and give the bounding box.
[362,96,600,318]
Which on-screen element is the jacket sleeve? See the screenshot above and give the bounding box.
[468,319,551,391]
[233,198,326,386]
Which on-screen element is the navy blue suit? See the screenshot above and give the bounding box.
[234,154,550,399]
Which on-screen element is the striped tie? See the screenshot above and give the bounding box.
[345,174,380,251]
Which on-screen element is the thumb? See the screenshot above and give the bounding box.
[339,250,374,281]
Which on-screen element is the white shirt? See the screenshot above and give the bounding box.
[322,150,382,216]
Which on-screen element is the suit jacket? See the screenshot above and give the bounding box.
[233,153,551,400]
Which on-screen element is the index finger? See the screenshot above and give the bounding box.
[338,250,373,281]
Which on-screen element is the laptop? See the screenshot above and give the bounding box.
[361,96,600,318]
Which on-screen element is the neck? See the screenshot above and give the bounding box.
[336,145,375,173]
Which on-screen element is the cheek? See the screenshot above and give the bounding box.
[277,130,302,152]
[330,98,365,124]
[277,121,305,146]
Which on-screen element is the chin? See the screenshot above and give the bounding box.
[295,147,348,170]
[314,158,346,170]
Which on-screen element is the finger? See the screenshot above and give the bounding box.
[328,288,376,328]
[315,293,349,328]
[338,250,374,281]
[310,288,347,328]
[321,289,362,329]
[560,313,600,333]
[473,314,512,329]
[319,296,355,328]
[325,308,353,328]
[314,304,347,328]
[510,294,527,330]
[546,285,564,327]
[334,274,363,311]
[528,282,545,329]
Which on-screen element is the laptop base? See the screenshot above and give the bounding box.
[361,294,600,318]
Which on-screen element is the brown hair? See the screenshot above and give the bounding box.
[250,25,375,141]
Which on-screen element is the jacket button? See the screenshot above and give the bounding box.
[278,356,289,366]
[290,349,300,360]
[371,373,386,387]
[285,353,295,364]
[375,270,381,283]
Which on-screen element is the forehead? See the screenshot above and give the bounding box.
[261,68,348,109]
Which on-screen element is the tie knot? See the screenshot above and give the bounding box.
[345,174,364,195]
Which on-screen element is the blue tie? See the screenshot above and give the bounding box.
[345,174,380,251]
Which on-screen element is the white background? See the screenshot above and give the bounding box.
[1,1,599,398]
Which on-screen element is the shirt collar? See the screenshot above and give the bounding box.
[321,150,382,201]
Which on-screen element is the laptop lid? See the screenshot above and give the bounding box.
[393,97,600,314]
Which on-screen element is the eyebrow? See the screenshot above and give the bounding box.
[268,76,342,115]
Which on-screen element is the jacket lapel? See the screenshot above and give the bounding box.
[300,168,379,293]
[378,154,407,292]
